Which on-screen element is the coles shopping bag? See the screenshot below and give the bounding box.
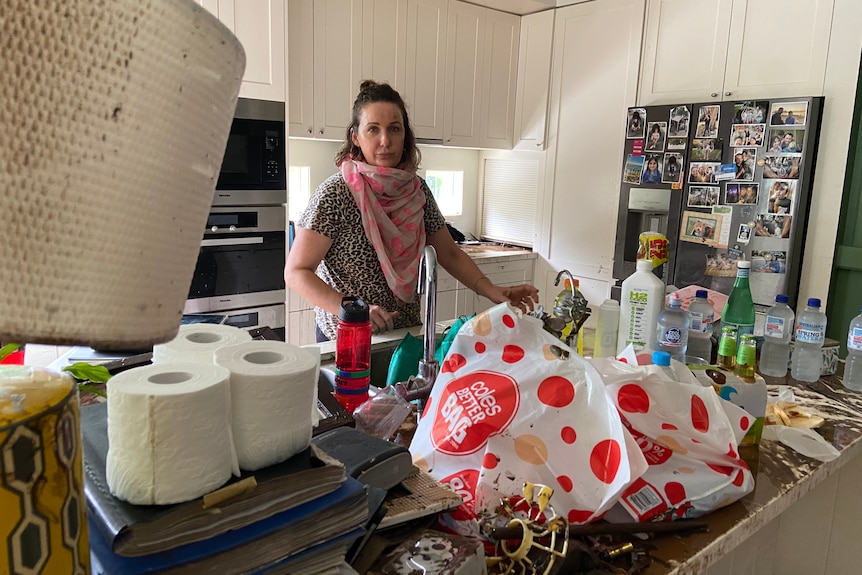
[409,303,648,537]
[589,356,755,522]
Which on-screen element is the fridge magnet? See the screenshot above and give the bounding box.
[627,108,646,138]
[769,101,808,126]
[767,127,804,153]
[689,161,719,183]
[755,214,791,238]
[724,183,740,204]
[765,180,797,214]
[645,122,667,151]
[711,205,733,248]
[667,137,687,150]
[680,210,722,246]
[751,250,787,274]
[623,154,645,184]
[696,105,720,138]
[732,148,756,181]
[730,123,765,147]
[690,138,722,161]
[737,223,752,244]
[705,253,739,277]
[662,153,684,184]
[733,101,768,124]
[763,154,802,179]
[641,154,663,183]
[632,139,644,155]
[668,106,691,137]
[716,163,737,182]
[687,185,719,207]
[724,183,759,205]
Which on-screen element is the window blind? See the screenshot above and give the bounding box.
[481,158,538,247]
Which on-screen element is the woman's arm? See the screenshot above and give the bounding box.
[427,227,539,313]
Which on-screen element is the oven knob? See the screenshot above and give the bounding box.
[211,225,218,232]
[229,225,237,232]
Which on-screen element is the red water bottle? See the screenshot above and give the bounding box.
[334,296,372,414]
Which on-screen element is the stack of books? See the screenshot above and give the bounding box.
[82,403,368,575]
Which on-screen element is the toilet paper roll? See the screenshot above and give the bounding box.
[106,362,238,505]
[151,324,253,364]
[214,341,321,471]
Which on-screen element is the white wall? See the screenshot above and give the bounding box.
[288,139,481,237]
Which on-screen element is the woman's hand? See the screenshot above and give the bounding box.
[499,284,540,313]
[369,305,400,334]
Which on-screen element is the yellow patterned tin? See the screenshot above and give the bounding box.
[1,366,89,575]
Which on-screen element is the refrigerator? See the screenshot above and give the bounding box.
[612,97,824,311]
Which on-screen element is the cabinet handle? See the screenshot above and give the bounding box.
[536,142,542,147]
[710,92,718,98]
[725,91,732,97]
[318,129,324,135]
[306,128,312,135]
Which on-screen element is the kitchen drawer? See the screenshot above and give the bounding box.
[476,258,534,279]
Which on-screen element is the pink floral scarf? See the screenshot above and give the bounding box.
[340,159,426,303]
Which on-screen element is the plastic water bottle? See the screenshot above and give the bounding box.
[790,298,827,383]
[553,278,575,336]
[687,290,714,363]
[618,259,665,353]
[334,296,372,413]
[721,260,755,340]
[656,292,689,359]
[759,294,794,377]
[652,350,679,381]
[843,305,862,392]
[594,299,621,357]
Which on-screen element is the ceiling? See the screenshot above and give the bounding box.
[463,0,560,16]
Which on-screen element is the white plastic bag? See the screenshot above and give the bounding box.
[409,303,648,536]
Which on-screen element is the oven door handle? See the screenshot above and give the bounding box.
[201,237,265,247]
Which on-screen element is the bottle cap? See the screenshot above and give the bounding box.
[563,278,572,289]
[339,296,370,322]
[695,289,708,299]
[652,351,671,366]
[668,293,682,307]
[737,261,751,269]
[807,297,821,308]
[776,294,789,304]
[721,325,738,335]
[636,259,654,271]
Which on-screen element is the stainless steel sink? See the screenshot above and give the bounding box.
[319,345,398,392]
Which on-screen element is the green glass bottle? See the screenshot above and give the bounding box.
[721,260,755,342]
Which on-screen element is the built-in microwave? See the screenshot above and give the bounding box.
[213,98,286,206]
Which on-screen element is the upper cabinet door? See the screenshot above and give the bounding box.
[197,0,287,102]
[405,0,448,140]
[313,0,363,139]
[362,0,408,92]
[444,1,485,146]
[723,0,833,100]
[478,9,519,149]
[513,10,554,150]
[638,0,732,105]
[288,0,315,137]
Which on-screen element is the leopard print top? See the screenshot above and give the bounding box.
[298,172,446,340]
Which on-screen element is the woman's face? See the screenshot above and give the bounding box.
[351,102,405,168]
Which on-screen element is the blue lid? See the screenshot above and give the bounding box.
[696,289,708,298]
[652,351,671,366]
[807,297,821,308]
[776,294,789,304]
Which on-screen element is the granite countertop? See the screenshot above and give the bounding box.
[641,373,862,574]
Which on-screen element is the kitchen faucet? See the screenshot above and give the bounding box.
[393,245,438,414]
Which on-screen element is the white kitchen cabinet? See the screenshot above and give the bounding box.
[458,258,535,317]
[443,1,519,149]
[287,309,318,346]
[196,0,286,102]
[362,0,409,91]
[288,0,363,139]
[405,0,448,140]
[513,9,554,150]
[639,0,834,105]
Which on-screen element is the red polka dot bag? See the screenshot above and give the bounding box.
[409,303,650,538]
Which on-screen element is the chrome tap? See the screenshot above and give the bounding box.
[393,245,439,413]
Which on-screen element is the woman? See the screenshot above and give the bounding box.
[641,156,662,183]
[646,123,662,150]
[285,81,539,341]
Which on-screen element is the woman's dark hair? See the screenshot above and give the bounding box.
[335,80,421,169]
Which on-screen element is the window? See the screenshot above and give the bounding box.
[481,158,537,247]
[288,166,311,222]
[425,170,463,217]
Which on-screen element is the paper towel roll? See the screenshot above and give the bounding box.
[151,324,253,364]
[106,362,238,505]
[214,341,321,471]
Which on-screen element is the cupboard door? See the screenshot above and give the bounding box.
[513,10,554,150]
[405,0,448,140]
[444,1,485,146]
[478,9,520,149]
[288,0,315,136]
[362,0,408,92]
[723,0,833,100]
[638,0,732,105]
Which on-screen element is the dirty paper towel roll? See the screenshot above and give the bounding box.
[106,362,238,505]
[151,323,253,364]
[214,341,321,471]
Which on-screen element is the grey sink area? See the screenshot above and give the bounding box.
[319,344,398,392]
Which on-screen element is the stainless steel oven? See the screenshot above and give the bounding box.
[185,206,286,337]
[213,98,286,206]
